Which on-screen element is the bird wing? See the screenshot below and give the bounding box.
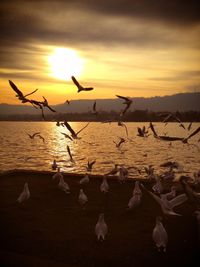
[9,80,24,97]
[71,76,81,88]
[76,122,90,135]
[32,132,40,138]
[24,88,38,97]
[61,133,73,141]
[186,126,200,140]
[149,122,158,137]
[116,95,129,102]
[63,121,76,136]
[93,101,96,111]
[158,135,184,141]
[67,145,73,161]
[83,87,93,91]
[169,194,187,208]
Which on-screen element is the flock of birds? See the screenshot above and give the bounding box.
[8,76,200,252]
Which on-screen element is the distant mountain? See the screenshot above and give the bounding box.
[0,92,199,115]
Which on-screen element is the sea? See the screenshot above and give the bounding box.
[0,121,199,179]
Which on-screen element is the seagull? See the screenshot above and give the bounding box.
[52,167,63,180]
[27,132,40,139]
[58,176,70,193]
[79,174,90,185]
[95,213,108,241]
[141,184,187,216]
[132,181,142,196]
[116,95,132,116]
[113,137,126,148]
[61,132,73,141]
[67,145,74,163]
[92,101,98,115]
[17,182,30,203]
[86,160,96,172]
[100,177,109,193]
[65,100,70,104]
[161,112,185,129]
[78,189,88,207]
[9,80,38,104]
[137,126,149,137]
[152,216,168,252]
[106,164,119,176]
[117,121,128,137]
[37,134,45,143]
[179,176,200,209]
[71,76,94,93]
[63,121,90,139]
[51,159,58,170]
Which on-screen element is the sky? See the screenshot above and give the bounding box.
[0,0,200,105]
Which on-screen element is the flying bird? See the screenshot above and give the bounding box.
[67,145,74,163]
[86,160,96,172]
[113,137,126,148]
[63,121,90,139]
[117,121,128,137]
[61,132,73,141]
[152,216,168,252]
[95,213,108,241]
[71,76,94,93]
[116,95,132,116]
[27,132,40,139]
[9,80,38,103]
[17,182,30,203]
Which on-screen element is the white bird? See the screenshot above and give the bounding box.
[152,175,164,194]
[51,159,58,170]
[52,167,63,180]
[79,174,90,185]
[160,186,176,201]
[100,177,109,193]
[95,213,108,241]
[78,189,88,207]
[127,193,142,210]
[152,216,168,252]
[132,181,142,196]
[141,184,187,216]
[58,176,70,194]
[17,182,30,203]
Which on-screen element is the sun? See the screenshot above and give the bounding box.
[48,48,84,80]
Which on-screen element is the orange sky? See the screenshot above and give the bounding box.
[0,1,200,105]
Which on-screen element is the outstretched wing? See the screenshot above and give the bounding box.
[9,80,24,97]
[149,122,158,137]
[116,95,129,102]
[24,88,38,97]
[63,121,76,136]
[186,126,200,140]
[67,145,74,162]
[76,122,90,135]
[71,76,81,88]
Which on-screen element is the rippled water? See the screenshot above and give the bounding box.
[0,121,199,178]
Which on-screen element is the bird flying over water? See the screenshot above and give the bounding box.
[117,121,128,137]
[71,76,94,93]
[67,145,74,163]
[61,132,73,141]
[116,95,132,116]
[86,160,96,172]
[63,121,90,139]
[27,132,40,139]
[113,137,126,148]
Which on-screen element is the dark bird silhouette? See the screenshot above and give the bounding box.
[37,134,45,143]
[188,122,193,131]
[113,137,126,148]
[92,101,98,115]
[63,121,90,139]
[117,121,128,137]
[27,132,40,139]
[116,95,132,116]
[41,96,56,112]
[87,160,96,171]
[161,112,185,129]
[71,76,94,93]
[67,145,74,162]
[137,126,149,137]
[9,80,38,104]
[61,133,73,141]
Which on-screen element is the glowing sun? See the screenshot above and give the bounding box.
[48,48,84,80]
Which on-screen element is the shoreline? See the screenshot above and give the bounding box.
[0,171,199,267]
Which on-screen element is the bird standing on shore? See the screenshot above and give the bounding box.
[152,216,168,252]
[17,182,30,203]
[95,213,108,241]
[78,189,88,207]
[100,177,109,193]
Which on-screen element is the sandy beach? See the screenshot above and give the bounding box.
[0,171,199,267]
